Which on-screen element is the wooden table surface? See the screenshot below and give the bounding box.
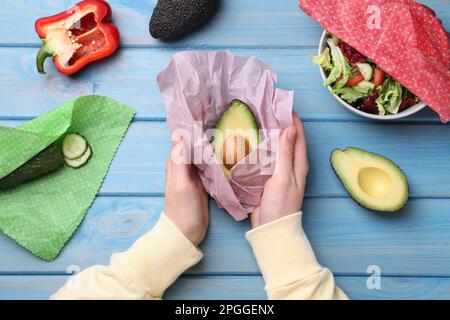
[0,0,449,300]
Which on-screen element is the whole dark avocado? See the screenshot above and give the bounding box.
[150,0,218,40]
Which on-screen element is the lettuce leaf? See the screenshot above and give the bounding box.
[353,81,375,94]
[376,77,403,115]
[312,47,333,71]
[333,81,375,104]
[325,38,352,88]
[333,87,367,104]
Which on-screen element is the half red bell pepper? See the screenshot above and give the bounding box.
[35,0,120,75]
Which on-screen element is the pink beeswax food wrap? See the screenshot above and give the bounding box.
[299,0,450,122]
[157,51,294,221]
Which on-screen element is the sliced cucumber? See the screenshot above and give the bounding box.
[62,133,88,160]
[356,63,373,81]
[65,146,92,168]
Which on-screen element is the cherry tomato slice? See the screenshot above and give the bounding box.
[345,70,365,87]
[373,68,386,87]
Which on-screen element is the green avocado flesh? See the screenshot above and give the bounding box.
[211,100,260,179]
[331,147,409,212]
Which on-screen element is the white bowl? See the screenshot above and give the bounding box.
[318,31,426,120]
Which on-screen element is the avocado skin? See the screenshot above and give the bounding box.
[150,0,219,40]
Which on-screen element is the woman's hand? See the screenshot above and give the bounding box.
[250,112,309,228]
[165,133,209,246]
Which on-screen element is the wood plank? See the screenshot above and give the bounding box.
[0,120,449,197]
[169,275,450,300]
[0,0,448,47]
[0,47,440,121]
[1,0,316,46]
[1,197,450,276]
[1,274,450,300]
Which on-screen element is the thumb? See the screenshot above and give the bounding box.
[274,126,297,176]
[170,132,192,179]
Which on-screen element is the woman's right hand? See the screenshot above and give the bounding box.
[250,112,309,228]
[165,133,209,246]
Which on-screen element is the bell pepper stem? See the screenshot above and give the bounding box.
[36,42,54,74]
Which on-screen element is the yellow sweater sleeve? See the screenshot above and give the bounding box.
[51,213,203,300]
[246,212,348,300]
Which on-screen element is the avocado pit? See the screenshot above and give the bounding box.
[222,134,251,170]
[357,167,392,198]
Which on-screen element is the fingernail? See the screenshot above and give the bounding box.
[287,126,297,141]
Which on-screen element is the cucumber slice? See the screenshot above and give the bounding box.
[356,63,373,81]
[62,133,88,160]
[65,146,92,168]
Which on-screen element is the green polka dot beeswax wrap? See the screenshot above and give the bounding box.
[0,96,135,261]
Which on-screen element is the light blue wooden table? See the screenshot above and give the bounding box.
[0,0,449,300]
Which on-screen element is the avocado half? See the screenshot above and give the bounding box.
[211,100,260,180]
[331,147,409,212]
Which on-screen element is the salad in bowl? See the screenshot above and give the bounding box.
[313,32,426,119]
